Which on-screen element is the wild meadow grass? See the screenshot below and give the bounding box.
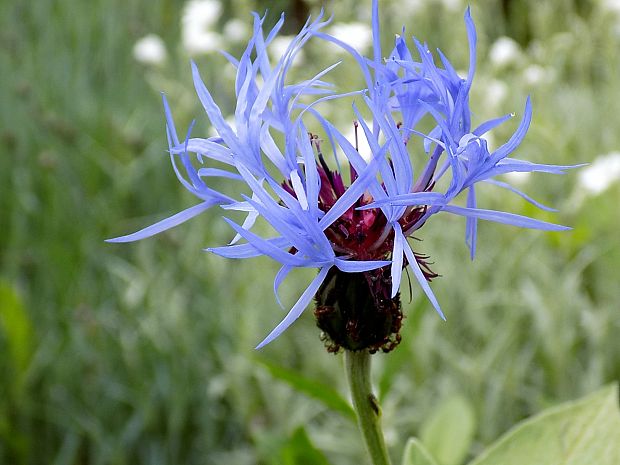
[1,0,619,464]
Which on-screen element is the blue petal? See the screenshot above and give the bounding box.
[170,138,234,165]
[192,61,245,159]
[222,217,318,266]
[353,105,398,197]
[297,124,320,214]
[307,107,394,221]
[414,145,444,192]
[371,0,382,69]
[197,168,243,180]
[390,223,405,298]
[255,266,331,349]
[207,237,291,259]
[436,48,459,83]
[314,32,374,91]
[483,179,557,212]
[259,126,288,173]
[240,195,319,258]
[424,126,442,153]
[441,205,570,230]
[228,202,260,245]
[363,96,414,195]
[418,99,458,154]
[334,258,391,272]
[479,159,577,180]
[264,12,285,49]
[412,39,446,102]
[403,239,446,320]
[235,164,330,257]
[359,191,447,209]
[219,50,239,68]
[273,264,293,309]
[319,144,389,230]
[162,93,181,145]
[446,8,476,137]
[473,113,514,136]
[106,201,216,243]
[488,97,532,164]
[465,186,477,260]
[290,61,342,109]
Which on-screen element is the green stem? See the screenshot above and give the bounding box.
[345,350,392,465]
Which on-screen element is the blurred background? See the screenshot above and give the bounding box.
[1,0,619,463]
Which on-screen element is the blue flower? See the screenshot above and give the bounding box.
[108,1,575,349]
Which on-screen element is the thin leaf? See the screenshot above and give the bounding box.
[256,358,356,422]
[280,427,332,465]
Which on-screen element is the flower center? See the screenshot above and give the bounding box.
[279,130,439,352]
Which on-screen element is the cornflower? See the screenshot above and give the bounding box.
[108,1,574,352]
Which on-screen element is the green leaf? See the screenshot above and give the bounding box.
[420,394,476,465]
[468,384,620,465]
[280,427,331,465]
[257,358,356,422]
[0,280,33,389]
[402,437,439,465]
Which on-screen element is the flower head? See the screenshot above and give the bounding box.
[108,1,575,350]
[133,34,168,66]
[182,0,223,55]
[578,152,620,195]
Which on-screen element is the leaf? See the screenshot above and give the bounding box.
[468,384,620,465]
[402,437,439,465]
[420,394,476,465]
[280,427,331,465]
[0,280,33,389]
[257,358,356,422]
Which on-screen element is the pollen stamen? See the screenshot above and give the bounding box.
[350,121,360,183]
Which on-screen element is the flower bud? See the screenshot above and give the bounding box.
[314,266,402,353]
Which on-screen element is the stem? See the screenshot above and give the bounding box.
[345,350,392,465]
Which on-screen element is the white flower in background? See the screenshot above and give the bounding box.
[578,152,620,195]
[328,22,373,53]
[439,0,463,12]
[133,34,167,65]
[182,0,223,54]
[398,0,426,14]
[224,18,249,42]
[399,0,461,12]
[523,64,554,86]
[601,0,620,15]
[489,36,521,68]
[603,0,620,36]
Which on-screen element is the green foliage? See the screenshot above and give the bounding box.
[0,281,33,461]
[403,385,620,465]
[402,438,439,465]
[0,280,33,390]
[257,357,356,422]
[420,395,476,465]
[279,427,332,465]
[468,384,620,465]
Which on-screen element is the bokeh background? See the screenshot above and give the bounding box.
[1,0,619,463]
